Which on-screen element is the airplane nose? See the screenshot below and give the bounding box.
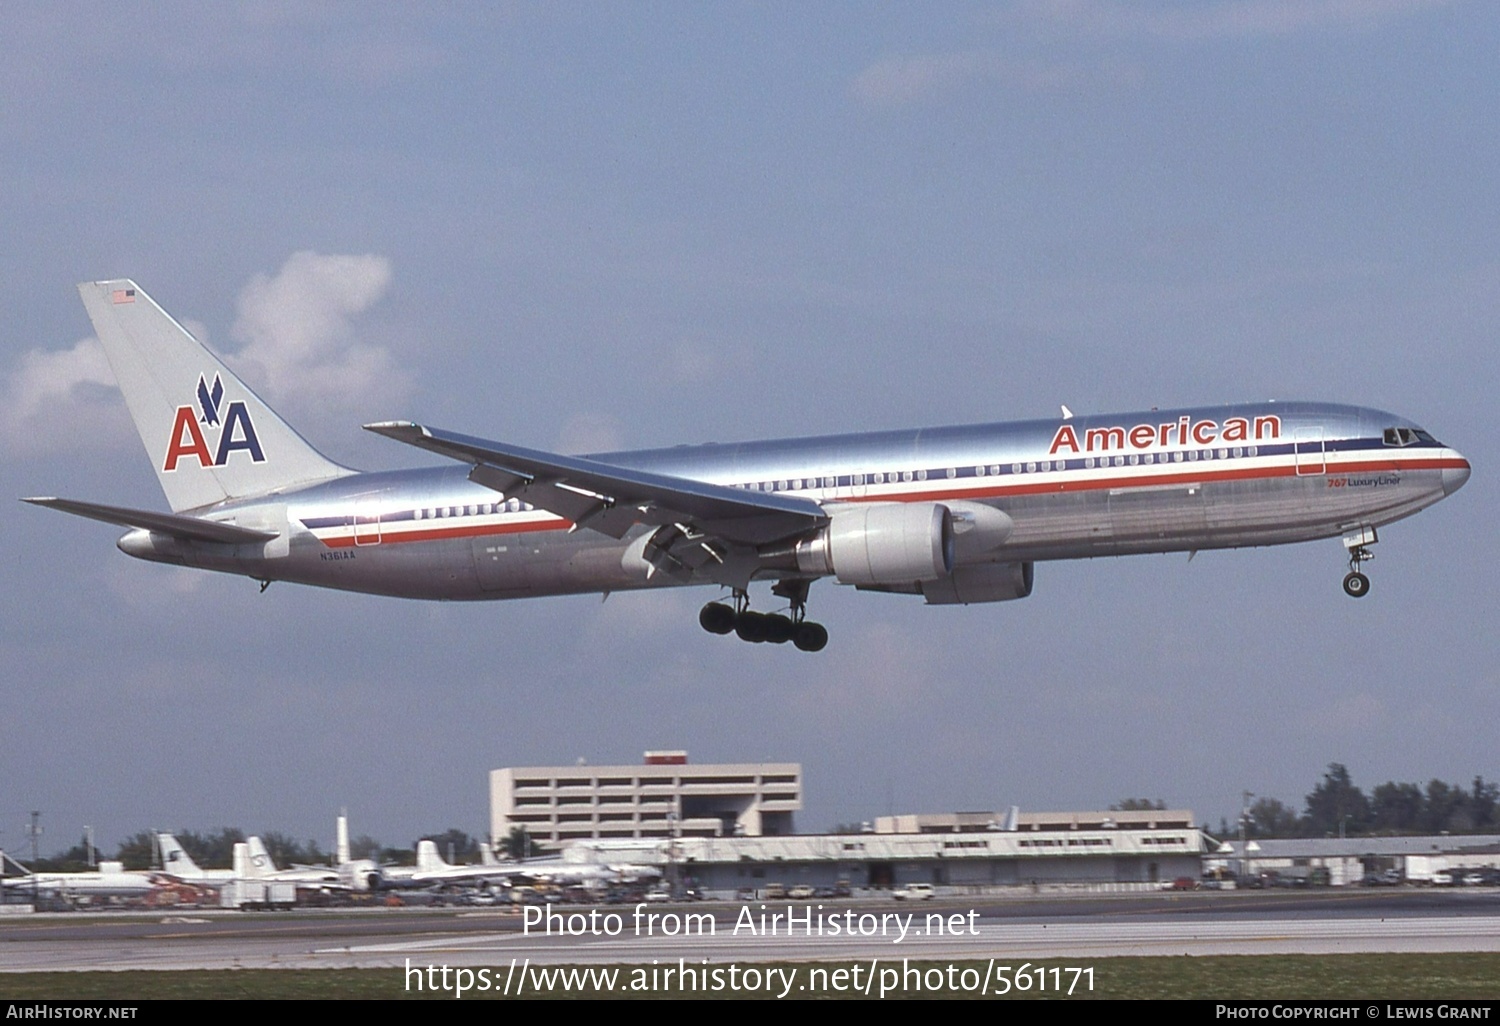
[1442,458,1471,496]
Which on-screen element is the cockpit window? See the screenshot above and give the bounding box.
[1383,427,1419,447]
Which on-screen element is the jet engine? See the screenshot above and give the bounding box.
[772,502,956,586]
[920,560,1034,604]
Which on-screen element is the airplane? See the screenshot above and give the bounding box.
[24,280,1471,652]
[157,833,238,882]
[240,836,342,889]
[406,839,516,887]
[0,855,176,899]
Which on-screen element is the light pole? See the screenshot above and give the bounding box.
[667,804,681,898]
[1239,792,1254,884]
[28,812,42,906]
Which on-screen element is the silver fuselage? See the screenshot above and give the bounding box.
[117,401,1471,600]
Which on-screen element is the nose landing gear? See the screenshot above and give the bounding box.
[698,581,828,652]
[1341,527,1376,598]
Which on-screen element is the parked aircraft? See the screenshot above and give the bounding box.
[407,839,515,887]
[157,833,238,882]
[0,858,169,898]
[26,281,1471,652]
[240,837,341,889]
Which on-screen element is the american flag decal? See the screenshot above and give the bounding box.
[111,288,136,304]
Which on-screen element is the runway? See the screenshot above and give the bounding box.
[2,890,1499,972]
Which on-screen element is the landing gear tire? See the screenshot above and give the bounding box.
[1342,571,1370,598]
[699,602,736,634]
[793,621,829,653]
[735,611,770,643]
[763,614,795,644]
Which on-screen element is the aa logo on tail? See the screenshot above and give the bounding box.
[163,374,266,471]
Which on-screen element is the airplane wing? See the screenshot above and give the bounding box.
[364,422,828,549]
[21,497,278,544]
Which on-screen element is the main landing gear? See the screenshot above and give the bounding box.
[698,581,829,652]
[1341,527,1377,598]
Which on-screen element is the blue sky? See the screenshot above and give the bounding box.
[2,1,1495,854]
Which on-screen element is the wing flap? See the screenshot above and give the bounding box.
[366,421,827,545]
[22,497,279,544]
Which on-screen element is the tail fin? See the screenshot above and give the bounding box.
[245,836,276,876]
[336,812,350,867]
[415,839,447,872]
[77,279,350,512]
[157,833,202,878]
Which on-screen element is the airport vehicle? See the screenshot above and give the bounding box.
[220,879,297,911]
[26,281,1471,653]
[892,882,935,901]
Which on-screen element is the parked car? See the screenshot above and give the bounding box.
[892,883,935,901]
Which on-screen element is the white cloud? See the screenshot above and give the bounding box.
[851,52,1002,107]
[852,0,1450,106]
[0,336,124,456]
[555,412,625,455]
[1,251,405,456]
[1010,0,1452,41]
[851,51,1140,106]
[230,250,408,422]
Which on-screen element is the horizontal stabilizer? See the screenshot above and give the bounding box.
[364,421,827,545]
[22,497,278,544]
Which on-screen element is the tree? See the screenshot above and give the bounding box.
[175,828,246,869]
[1369,782,1424,833]
[259,832,328,867]
[1110,799,1166,811]
[500,826,541,861]
[1472,777,1499,831]
[1303,763,1369,836]
[421,829,480,865]
[348,834,383,861]
[1422,780,1472,834]
[114,831,157,870]
[1245,797,1300,838]
[377,846,416,867]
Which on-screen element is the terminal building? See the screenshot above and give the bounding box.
[490,751,801,848]
[560,810,1203,896]
[489,751,1205,896]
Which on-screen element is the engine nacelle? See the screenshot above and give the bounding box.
[790,502,954,586]
[921,561,1035,605]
